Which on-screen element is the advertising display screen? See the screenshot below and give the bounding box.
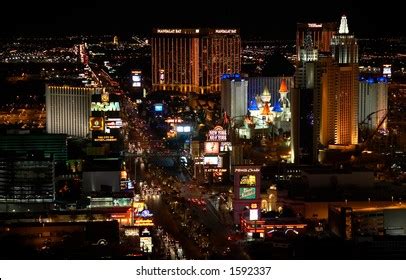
[204,156,219,165]
[220,142,232,151]
[105,118,123,129]
[159,69,165,84]
[383,64,391,77]
[89,117,104,131]
[204,142,220,154]
[131,70,142,87]
[154,103,163,112]
[239,187,256,200]
[113,198,132,206]
[176,125,191,133]
[249,209,259,221]
[140,236,153,253]
[239,175,256,186]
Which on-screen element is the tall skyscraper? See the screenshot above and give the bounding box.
[151,28,241,94]
[221,74,248,119]
[296,22,337,61]
[46,85,103,138]
[295,16,359,163]
[293,33,322,163]
[359,78,388,131]
[329,15,359,145]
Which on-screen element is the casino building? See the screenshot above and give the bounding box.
[151,28,241,94]
[46,85,104,138]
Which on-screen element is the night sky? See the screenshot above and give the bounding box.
[1,0,404,39]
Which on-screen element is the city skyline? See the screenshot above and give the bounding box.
[1,1,405,38]
[0,2,405,263]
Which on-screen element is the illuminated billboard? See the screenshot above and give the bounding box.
[204,156,219,165]
[220,142,232,151]
[308,23,322,28]
[249,209,259,221]
[94,135,118,142]
[89,117,104,131]
[134,219,154,227]
[105,118,123,129]
[215,29,237,34]
[176,125,191,133]
[159,69,165,84]
[204,142,220,154]
[208,126,227,141]
[239,187,256,199]
[156,29,182,34]
[140,236,153,253]
[91,102,120,112]
[240,175,256,186]
[132,70,142,87]
[113,198,132,206]
[383,64,391,77]
[234,167,261,173]
[154,103,163,112]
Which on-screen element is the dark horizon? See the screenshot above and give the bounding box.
[1,1,405,39]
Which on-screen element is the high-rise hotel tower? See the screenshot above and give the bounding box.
[46,85,104,138]
[151,28,241,94]
[296,21,337,61]
[329,15,359,145]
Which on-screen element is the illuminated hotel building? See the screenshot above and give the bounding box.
[330,15,359,145]
[247,77,294,106]
[296,22,337,61]
[151,28,241,94]
[359,78,388,131]
[296,16,359,162]
[221,74,248,119]
[46,85,104,138]
[293,33,322,163]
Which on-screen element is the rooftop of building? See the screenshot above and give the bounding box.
[152,28,240,36]
[296,22,338,30]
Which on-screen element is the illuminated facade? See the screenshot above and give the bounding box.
[221,74,248,119]
[294,33,321,163]
[46,85,103,138]
[359,78,388,131]
[319,56,337,147]
[296,22,337,61]
[330,16,359,145]
[247,77,294,106]
[151,28,241,94]
[296,16,359,162]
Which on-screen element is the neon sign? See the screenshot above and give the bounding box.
[157,29,182,34]
[91,102,120,112]
[215,29,237,34]
[239,187,256,199]
[308,23,322,28]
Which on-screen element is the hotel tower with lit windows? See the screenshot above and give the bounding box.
[294,16,359,164]
[46,85,104,138]
[296,22,337,61]
[151,28,241,94]
[327,15,359,146]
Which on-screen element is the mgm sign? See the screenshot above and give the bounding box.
[91,102,120,112]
